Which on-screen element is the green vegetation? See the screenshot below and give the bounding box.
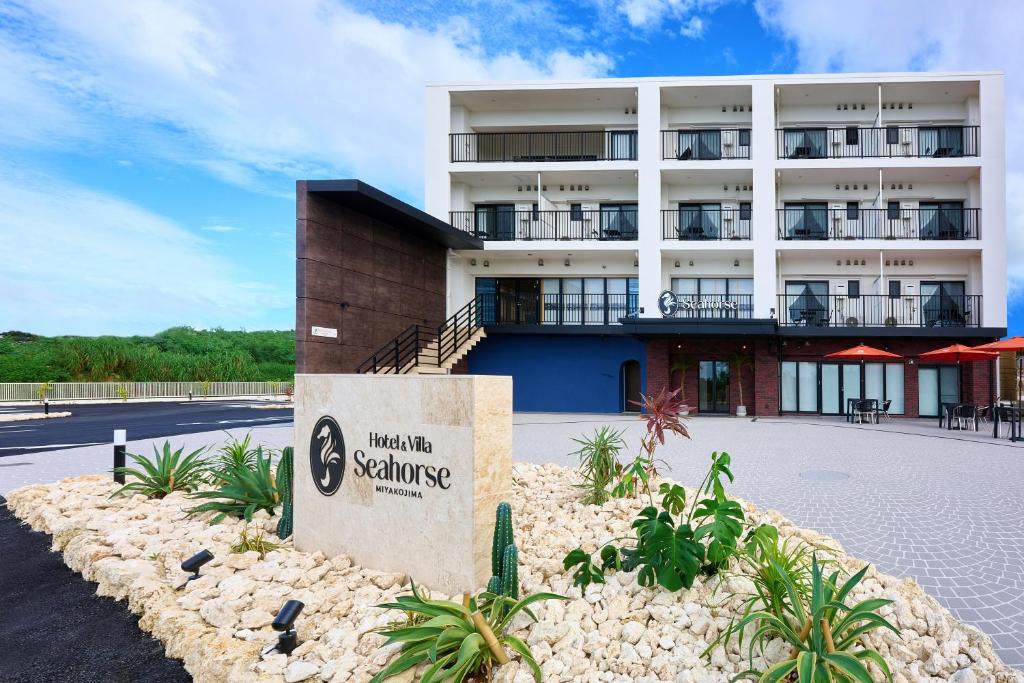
[275,447,295,539]
[571,426,625,505]
[486,502,519,599]
[188,447,280,523]
[0,327,294,382]
[370,583,565,683]
[111,441,209,499]
[230,526,282,559]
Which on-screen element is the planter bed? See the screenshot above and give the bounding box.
[6,463,1021,683]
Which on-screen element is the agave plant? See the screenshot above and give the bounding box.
[187,447,279,523]
[211,432,259,475]
[731,554,900,683]
[370,582,565,683]
[111,441,208,498]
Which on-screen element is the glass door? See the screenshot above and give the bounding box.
[583,278,605,325]
[919,365,961,416]
[677,203,722,239]
[599,203,638,240]
[919,126,963,157]
[821,363,840,414]
[698,360,730,413]
[921,281,966,327]
[677,130,722,160]
[782,128,826,158]
[784,280,829,326]
[920,201,964,240]
[782,203,828,239]
[473,204,515,239]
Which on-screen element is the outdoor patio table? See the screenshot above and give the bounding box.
[940,402,959,429]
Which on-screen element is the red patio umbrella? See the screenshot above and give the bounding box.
[918,343,997,363]
[825,343,902,361]
[973,338,1024,433]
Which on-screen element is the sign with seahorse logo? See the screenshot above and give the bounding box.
[309,415,345,495]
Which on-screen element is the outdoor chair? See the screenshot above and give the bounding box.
[955,405,978,432]
[977,405,991,424]
[880,399,892,422]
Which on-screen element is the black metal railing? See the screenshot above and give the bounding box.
[777,294,982,328]
[662,208,752,240]
[776,125,979,159]
[666,294,754,319]
[661,128,751,160]
[776,208,980,240]
[450,130,637,162]
[356,298,481,373]
[476,293,638,326]
[450,210,638,240]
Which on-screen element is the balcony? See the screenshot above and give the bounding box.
[777,294,982,328]
[776,125,979,159]
[476,292,638,326]
[450,130,637,163]
[450,209,638,241]
[661,128,751,160]
[776,207,980,240]
[662,208,752,240]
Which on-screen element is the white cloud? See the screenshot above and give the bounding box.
[679,16,706,38]
[0,0,614,200]
[202,224,241,233]
[616,0,724,32]
[0,167,289,335]
[755,0,1024,296]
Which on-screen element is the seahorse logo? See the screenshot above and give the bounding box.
[309,416,345,495]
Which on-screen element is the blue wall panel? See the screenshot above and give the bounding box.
[466,333,646,413]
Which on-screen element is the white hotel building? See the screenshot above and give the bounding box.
[420,72,1005,417]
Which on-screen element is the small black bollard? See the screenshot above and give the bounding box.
[43,399,49,416]
[113,429,126,483]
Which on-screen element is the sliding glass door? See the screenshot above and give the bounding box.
[473,204,515,240]
[920,201,965,240]
[788,361,905,415]
[676,130,722,160]
[677,203,722,239]
[921,281,967,327]
[782,128,826,158]
[918,365,960,417]
[698,360,730,413]
[782,203,828,239]
[918,126,964,157]
[784,280,829,326]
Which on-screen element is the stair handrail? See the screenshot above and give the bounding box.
[355,297,480,374]
[436,297,479,367]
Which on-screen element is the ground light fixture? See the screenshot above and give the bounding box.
[113,429,127,484]
[263,600,305,656]
[180,549,214,583]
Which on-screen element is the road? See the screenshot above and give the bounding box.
[0,401,294,458]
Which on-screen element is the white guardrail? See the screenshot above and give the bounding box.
[0,381,293,402]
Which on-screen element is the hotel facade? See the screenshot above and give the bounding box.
[295,71,1006,418]
[417,72,1006,417]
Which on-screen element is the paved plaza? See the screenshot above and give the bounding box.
[2,413,1022,667]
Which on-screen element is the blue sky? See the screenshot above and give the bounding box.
[0,0,1020,336]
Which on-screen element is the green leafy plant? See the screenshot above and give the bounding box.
[728,351,754,410]
[612,387,690,498]
[275,447,294,539]
[199,380,212,398]
[35,381,51,402]
[230,525,282,559]
[564,451,744,592]
[188,447,279,523]
[730,555,899,682]
[116,384,130,401]
[370,582,565,683]
[212,432,259,474]
[111,441,209,499]
[486,502,518,598]
[571,426,625,504]
[669,355,693,407]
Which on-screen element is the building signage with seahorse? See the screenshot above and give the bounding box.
[309,416,346,495]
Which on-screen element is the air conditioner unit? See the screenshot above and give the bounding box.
[722,130,736,147]
[900,128,913,145]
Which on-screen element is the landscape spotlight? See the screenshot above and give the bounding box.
[265,600,305,656]
[180,549,214,582]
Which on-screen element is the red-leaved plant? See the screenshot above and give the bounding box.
[613,387,690,497]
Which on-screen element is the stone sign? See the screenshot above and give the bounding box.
[293,373,512,593]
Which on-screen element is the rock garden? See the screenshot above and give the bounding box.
[6,390,1022,682]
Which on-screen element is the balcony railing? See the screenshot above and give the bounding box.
[776,125,979,159]
[776,208,980,240]
[476,292,638,326]
[450,210,638,241]
[450,131,637,163]
[777,294,982,328]
[662,128,751,160]
[662,208,752,240]
[665,294,754,319]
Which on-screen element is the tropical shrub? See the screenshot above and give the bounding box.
[212,432,259,473]
[571,426,625,504]
[111,441,208,498]
[116,384,129,401]
[188,447,279,523]
[612,387,689,498]
[729,555,899,682]
[486,502,518,598]
[564,451,744,592]
[370,582,565,682]
[230,525,281,559]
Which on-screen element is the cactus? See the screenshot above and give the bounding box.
[275,447,294,539]
[487,502,518,598]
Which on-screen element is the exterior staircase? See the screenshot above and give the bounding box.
[356,298,484,375]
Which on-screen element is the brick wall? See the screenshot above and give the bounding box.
[753,339,780,416]
[296,183,447,373]
[644,338,670,405]
[648,336,767,415]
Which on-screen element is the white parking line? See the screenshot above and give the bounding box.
[0,442,104,451]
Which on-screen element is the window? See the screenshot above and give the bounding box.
[888,280,901,299]
[739,202,752,221]
[531,203,539,220]
[886,126,899,145]
[569,203,583,221]
[887,201,900,220]
[847,280,860,299]
[846,201,859,220]
[609,130,637,160]
[738,128,751,147]
[845,126,859,145]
